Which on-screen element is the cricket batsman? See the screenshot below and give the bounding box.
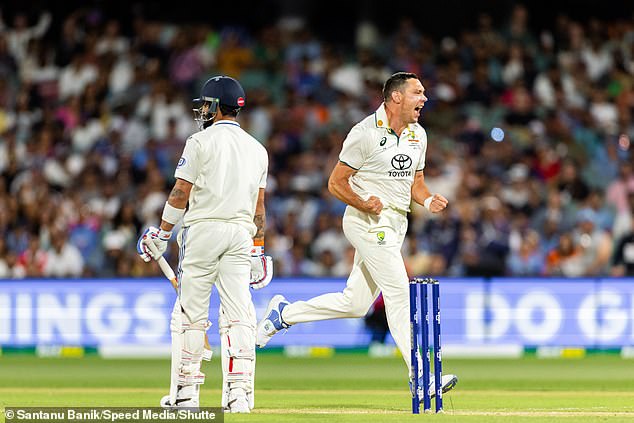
[137,75,272,413]
[256,72,457,399]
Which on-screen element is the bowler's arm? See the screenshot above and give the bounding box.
[411,170,448,213]
[328,162,382,215]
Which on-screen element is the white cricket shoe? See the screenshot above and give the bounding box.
[227,388,250,413]
[256,295,290,348]
[428,374,458,398]
[160,385,199,409]
[410,373,458,399]
[160,395,199,409]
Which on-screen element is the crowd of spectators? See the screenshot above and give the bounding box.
[0,5,633,279]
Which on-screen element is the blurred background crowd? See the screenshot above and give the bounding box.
[0,2,633,279]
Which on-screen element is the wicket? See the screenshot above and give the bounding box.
[409,277,443,414]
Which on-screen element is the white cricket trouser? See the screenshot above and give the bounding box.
[178,221,254,325]
[177,221,256,386]
[282,206,413,371]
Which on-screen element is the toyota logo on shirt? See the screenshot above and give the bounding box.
[388,154,413,177]
[391,154,412,170]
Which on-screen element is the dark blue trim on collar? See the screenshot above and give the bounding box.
[213,120,241,127]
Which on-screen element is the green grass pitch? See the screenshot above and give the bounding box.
[1,354,634,422]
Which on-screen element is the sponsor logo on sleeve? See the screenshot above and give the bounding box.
[177,157,187,168]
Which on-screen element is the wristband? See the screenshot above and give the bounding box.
[251,238,264,255]
[161,202,186,225]
[251,237,265,255]
[423,195,433,210]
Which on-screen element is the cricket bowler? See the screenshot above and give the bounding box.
[257,72,458,400]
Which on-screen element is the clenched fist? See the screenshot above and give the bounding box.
[425,193,449,213]
[362,196,383,215]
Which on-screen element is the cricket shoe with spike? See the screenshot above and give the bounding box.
[227,387,250,413]
[410,373,458,399]
[256,295,290,348]
[160,385,199,410]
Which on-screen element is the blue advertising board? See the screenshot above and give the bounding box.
[1,278,633,350]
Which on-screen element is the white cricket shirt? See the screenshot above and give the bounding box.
[174,120,268,237]
[339,103,428,212]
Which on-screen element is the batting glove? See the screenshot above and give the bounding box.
[136,226,172,262]
[249,244,273,290]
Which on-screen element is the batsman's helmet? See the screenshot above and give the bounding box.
[193,76,246,128]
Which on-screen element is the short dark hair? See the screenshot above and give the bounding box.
[382,72,419,102]
[219,104,240,117]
